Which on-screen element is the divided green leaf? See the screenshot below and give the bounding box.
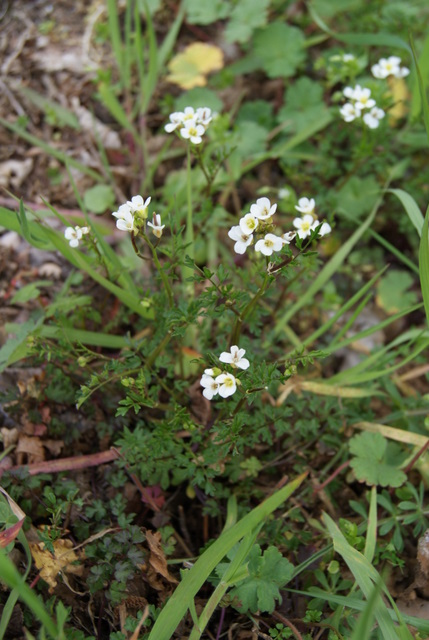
[349,432,407,487]
[230,545,294,613]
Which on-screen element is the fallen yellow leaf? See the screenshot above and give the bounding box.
[388,76,409,124]
[30,535,84,592]
[166,42,224,89]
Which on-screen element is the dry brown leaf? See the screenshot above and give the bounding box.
[146,530,177,585]
[29,537,84,592]
[15,435,45,465]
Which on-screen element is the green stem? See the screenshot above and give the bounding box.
[231,273,271,345]
[188,581,229,640]
[186,143,194,264]
[143,232,174,307]
[146,330,173,369]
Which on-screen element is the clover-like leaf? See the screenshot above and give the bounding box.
[230,545,294,613]
[349,432,407,488]
[376,270,417,314]
[253,24,305,79]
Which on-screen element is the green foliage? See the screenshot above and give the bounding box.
[83,184,116,214]
[253,23,306,78]
[229,545,294,613]
[349,432,407,487]
[376,270,418,314]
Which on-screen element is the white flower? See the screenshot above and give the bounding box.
[228,225,253,254]
[340,102,362,122]
[112,203,132,220]
[363,107,385,129]
[318,222,332,236]
[116,208,135,233]
[219,345,250,370]
[179,120,206,144]
[343,85,375,109]
[164,112,184,133]
[293,214,316,239]
[282,231,296,244]
[295,197,315,214]
[128,195,151,220]
[215,373,237,398]
[371,56,409,79]
[147,213,165,238]
[343,86,355,99]
[64,226,83,248]
[250,197,277,220]
[196,107,212,127]
[353,86,376,110]
[343,53,355,62]
[255,233,284,256]
[200,374,219,400]
[239,213,259,235]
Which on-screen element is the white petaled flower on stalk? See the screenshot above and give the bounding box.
[112,203,132,220]
[200,374,219,400]
[239,213,259,235]
[128,195,151,220]
[228,225,253,254]
[295,197,315,214]
[64,226,83,248]
[343,86,356,100]
[147,213,165,238]
[363,107,385,129]
[115,208,136,233]
[179,119,206,144]
[255,233,283,256]
[281,231,296,245]
[318,222,332,237]
[250,197,277,220]
[293,214,316,239]
[371,56,409,79]
[215,373,237,398]
[196,107,212,127]
[352,86,376,110]
[219,345,250,370]
[164,112,184,133]
[340,102,362,122]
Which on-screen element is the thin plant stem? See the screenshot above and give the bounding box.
[231,273,271,345]
[144,232,174,307]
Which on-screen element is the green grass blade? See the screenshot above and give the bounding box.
[419,205,429,328]
[323,513,401,639]
[148,473,307,640]
[410,34,429,145]
[106,0,124,83]
[308,3,410,52]
[18,86,80,129]
[0,551,62,639]
[274,198,379,337]
[330,293,372,347]
[6,323,130,349]
[141,2,159,113]
[364,486,377,563]
[410,30,429,121]
[298,266,388,351]
[388,188,424,237]
[368,228,419,274]
[350,577,383,640]
[158,1,186,68]
[97,82,139,138]
[0,117,103,182]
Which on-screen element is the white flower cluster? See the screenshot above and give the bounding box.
[340,85,385,129]
[112,195,165,238]
[64,225,90,248]
[228,196,331,256]
[371,56,409,79]
[200,345,249,400]
[165,106,213,144]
